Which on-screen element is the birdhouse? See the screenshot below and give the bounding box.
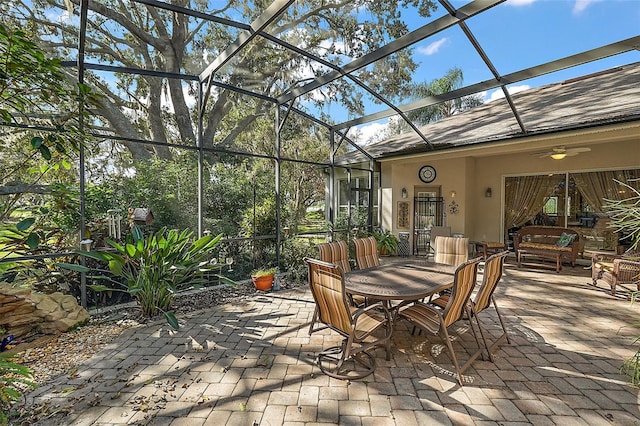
[128,207,154,225]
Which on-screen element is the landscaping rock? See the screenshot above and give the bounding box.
[0,287,89,338]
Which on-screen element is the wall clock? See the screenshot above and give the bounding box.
[418,165,436,183]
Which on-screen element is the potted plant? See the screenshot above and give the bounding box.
[373,229,399,256]
[251,267,278,291]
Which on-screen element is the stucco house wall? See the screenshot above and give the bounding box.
[380,127,639,246]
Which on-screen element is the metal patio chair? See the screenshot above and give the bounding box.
[353,236,381,270]
[304,257,392,380]
[398,256,483,386]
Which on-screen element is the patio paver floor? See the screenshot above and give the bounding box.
[20,260,640,425]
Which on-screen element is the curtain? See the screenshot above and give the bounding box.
[573,170,640,213]
[504,174,564,230]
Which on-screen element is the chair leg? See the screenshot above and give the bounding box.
[474,299,510,362]
[470,312,493,363]
[308,307,329,335]
[492,297,511,345]
[317,337,376,380]
[439,322,465,387]
[308,307,318,335]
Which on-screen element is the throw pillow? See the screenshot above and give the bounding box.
[556,232,575,247]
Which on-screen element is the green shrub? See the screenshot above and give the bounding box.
[373,228,399,255]
[0,352,36,424]
[58,227,232,329]
[250,267,277,278]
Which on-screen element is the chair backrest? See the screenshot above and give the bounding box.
[354,236,380,269]
[429,226,451,245]
[317,240,351,273]
[442,256,482,328]
[434,236,469,266]
[304,257,352,334]
[473,251,509,313]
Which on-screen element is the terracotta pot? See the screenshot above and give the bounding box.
[251,274,274,291]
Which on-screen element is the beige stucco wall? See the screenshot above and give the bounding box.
[380,123,639,247]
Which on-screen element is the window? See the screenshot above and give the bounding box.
[337,174,379,226]
[543,197,558,215]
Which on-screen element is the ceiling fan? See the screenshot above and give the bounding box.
[533,146,591,160]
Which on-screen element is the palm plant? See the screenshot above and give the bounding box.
[603,179,640,385]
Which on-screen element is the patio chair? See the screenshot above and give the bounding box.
[317,241,351,273]
[315,239,366,317]
[354,236,380,269]
[434,235,469,267]
[428,226,451,258]
[591,248,640,296]
[304,257,392,380]
[467,250,511,362]
[429,252,510,362]
[398,256,483,386]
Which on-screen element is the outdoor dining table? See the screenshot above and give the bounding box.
[344,260,457,313]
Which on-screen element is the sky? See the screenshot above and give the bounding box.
[350,0,640,144]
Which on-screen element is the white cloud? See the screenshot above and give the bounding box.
[353,122,389,145]
[573,0,603,14]
[505,0,537,6]
[485,85,530,102]
[417,38,448,56]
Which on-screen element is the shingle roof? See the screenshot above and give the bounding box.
[338,62,640,164]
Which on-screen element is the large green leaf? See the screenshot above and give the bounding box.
[164,311,179,330]
[125,243,136,257]
[30,136,43,148]
[25,232,40,249]
[189,234,212,253]
[108,259,123,276]
[55,262,90,273]
[16,218,35,231]
[38,144,52,160]
[77,250,112,262]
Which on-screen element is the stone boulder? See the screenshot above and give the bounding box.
[0,287,89,338]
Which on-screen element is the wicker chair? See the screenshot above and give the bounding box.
[304,257,392,380]
[353,236,380,269]
[591,248,640,296]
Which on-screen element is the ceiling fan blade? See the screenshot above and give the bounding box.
[565,147,591,156]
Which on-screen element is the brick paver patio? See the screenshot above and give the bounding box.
[23,260,640,425]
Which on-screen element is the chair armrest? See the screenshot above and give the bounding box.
[592,253,622,263]
[352,300,391,322]
[613,259,640,281]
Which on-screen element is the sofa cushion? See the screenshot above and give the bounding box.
[556,232,577,247]
[519,241,572,252]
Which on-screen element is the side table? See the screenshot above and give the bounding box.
[472,241,507,259]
